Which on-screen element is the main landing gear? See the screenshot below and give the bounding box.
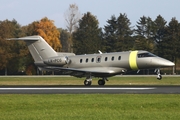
[84,77,108,86]
[98,78,108,85]
[98,79,105,85]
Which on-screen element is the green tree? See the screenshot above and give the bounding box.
[0,20,13,72]
[103,13,133,52]
[161,18,180,73]
[135,16,155,52]
[153,15,167,56]
[0,19,29,74]
[24,21,38,36]
[103,15,117,52]
[116,13,134,51]
[17,23,39,75]
[73,12,102,54]
[58,28,71,52]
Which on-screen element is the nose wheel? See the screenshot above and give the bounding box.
[157,74,162,80]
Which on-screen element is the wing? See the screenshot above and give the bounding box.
[43,66,126,77]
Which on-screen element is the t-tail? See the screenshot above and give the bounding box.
[8,35,75,68]
[8,36,58,62]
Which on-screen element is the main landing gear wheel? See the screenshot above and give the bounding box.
[98,79,105,85]
[84,80,92,86]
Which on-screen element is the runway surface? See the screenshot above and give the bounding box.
[0,85,180,94]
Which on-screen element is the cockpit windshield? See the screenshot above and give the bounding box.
[138,52,156,58]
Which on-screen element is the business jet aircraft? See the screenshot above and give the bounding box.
[8,36,175,86]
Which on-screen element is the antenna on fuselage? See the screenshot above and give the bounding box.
[98,50,102,54]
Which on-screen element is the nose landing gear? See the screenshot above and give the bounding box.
[155,69,162,80]
[157,74,162,80]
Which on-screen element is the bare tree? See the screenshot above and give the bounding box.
[64,4,81,52]
[64,3,81,34]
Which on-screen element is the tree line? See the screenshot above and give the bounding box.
[0,18,61,75]
[73,12,180,73]
[0,9,179,75]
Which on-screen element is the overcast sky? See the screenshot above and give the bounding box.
[0,0,180,29]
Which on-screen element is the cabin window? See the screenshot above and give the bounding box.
[111,56,114,61]
[105,57,108,61]
[96,56,101,63]
[86,58,88,63]
[97,58,101,62]
[118,56,121,60]
[91,58,94,62]
[80,59,83,63]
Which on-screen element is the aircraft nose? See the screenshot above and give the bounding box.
[162,60,175,67]
[154,58,175,67]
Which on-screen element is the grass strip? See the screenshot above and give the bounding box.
[0,76,180,85]
[0,94,180,120]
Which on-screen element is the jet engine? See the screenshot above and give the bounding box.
[43,56,70,66]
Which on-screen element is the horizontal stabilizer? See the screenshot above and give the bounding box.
[7,36,40,41]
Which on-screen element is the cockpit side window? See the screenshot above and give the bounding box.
[138,52,156,58]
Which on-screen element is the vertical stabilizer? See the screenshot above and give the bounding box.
[8,36,58,61]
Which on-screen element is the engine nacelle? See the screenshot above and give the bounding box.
[43,56,70,66]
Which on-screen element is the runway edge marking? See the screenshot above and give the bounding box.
[0,87,156,90]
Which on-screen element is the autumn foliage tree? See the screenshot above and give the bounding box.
[21,17,62,74]
[35,17,62,51]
